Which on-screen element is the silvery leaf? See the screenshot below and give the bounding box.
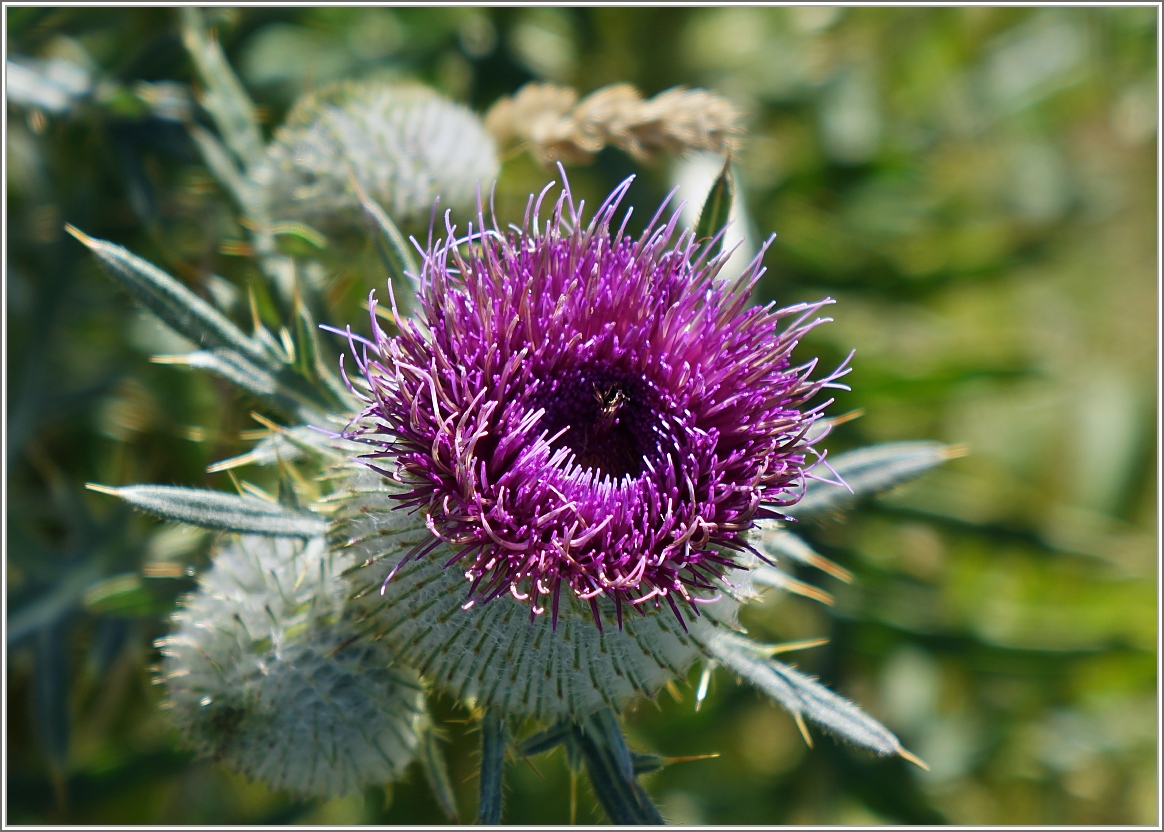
[179,7,264,169]
[67,228,275,370]
[87,484,326,538]
[708,631,903,758]
[797,441,959,518]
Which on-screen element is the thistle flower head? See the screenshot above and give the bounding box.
[344,174,847,628]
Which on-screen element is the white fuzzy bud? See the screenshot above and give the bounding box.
[252,81,500,230]
[156,534,427,797]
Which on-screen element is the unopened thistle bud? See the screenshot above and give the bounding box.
[156,535,427,797]
[253,81,500,231]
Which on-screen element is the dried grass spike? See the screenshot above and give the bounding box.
[484,81,745,167]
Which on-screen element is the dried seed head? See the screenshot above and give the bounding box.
[484,82,745,165]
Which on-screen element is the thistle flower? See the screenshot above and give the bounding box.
[337,173,851,720]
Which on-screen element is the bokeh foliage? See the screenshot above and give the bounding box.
[6,6,1157,825]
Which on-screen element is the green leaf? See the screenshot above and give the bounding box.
[7,561,102,647]
[476,707,507,825]
[34,618,72,774]
[179,7,264,170]
[66,227,275,370]
[351,177,421,319]
[419,730,459,823]
[291,301,318,381]
[82,573,157,617]
[573,710,665,825]
[290,299,351,405]
[87,484,326,538]
[188,123,256,214]
[795,441,961,519]
[694,158,734,257]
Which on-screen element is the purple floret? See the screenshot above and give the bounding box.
[343,174,849,628]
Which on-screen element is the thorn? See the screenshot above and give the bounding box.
[805,552,854,583]
[827,408,864,426]
[512,742,544,781]
[142,562,186,578]
[239,481,276,502]
[569,769,577,825]
[663,752,720,766]
[758,637,829,656]
[664,680,683,703]
[780,575,835,606]
[218,241,254,257]
[63,223,94,246]
[149,354,195,366]
[84,482,120,496]
[793,712,814,748]
[278,326,295,361]
[225,469,245,497]
[249,411,285,433]
[248,287,263,335]
[899,747,930,771]
[942,444,970,460]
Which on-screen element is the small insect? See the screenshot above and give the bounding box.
[593,383,628,433]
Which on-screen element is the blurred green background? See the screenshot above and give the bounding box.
[6,6,1157,825]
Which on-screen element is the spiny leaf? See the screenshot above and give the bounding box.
[796,441,963,519]
[707,631,913,762]
[752,526,853,582]
[351,176,421,319]
[66,227,274,370]
[87,484,326,538]
[292,300,353,405]
[82,573,164,617]
[206,426,339,473]
[694,157,733,257]
[153,349,276,397]
[188,123,256,214]
[419,730,459,823]
[151,350,332,426]
[179,7,264,169]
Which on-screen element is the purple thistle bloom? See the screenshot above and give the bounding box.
[344,174,849,629]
